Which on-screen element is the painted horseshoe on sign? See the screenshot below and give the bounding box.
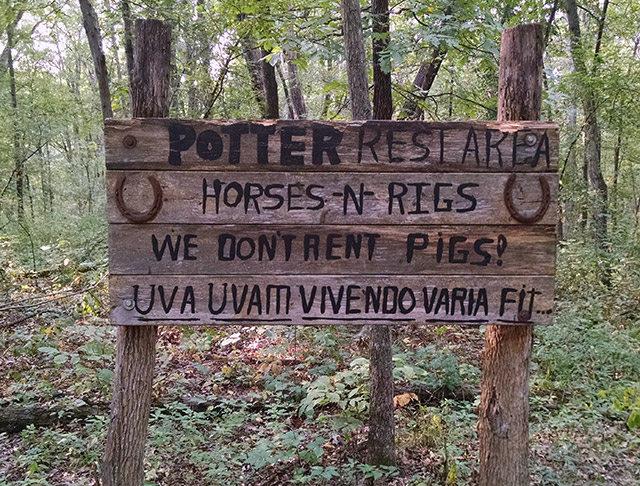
[503,174,550,224]
[115,174,163,223]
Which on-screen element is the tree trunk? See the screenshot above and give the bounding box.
[565,0,608,251]
[286,51,307,119]
[478,23,543,486]
[367,0,396,472]
[400,45,446,120]
[372,0,392,120]
[241,41,279,119]
[261,48,279,118]
[101,19,171,486]
[277,61,295,118]
[79,0,113,120]
[6,19,23,219]
[340,0,371,120]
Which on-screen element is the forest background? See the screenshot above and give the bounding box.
[0,0,639,485]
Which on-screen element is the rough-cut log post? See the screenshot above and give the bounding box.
[478,24,543,486]
[101,19,171,486]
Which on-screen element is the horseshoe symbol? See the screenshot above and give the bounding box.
[504,174,550,224]
[115,174,163,223]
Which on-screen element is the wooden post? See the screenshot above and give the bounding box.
[478,24,543,486]
[101,19,171,486]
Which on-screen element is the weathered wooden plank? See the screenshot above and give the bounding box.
[106,171,558,225]
[105,119,558,172]
[109,224,556,276]
[109,275,555,325]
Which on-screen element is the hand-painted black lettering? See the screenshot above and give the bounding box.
[264,184,285,210]
[363,233,380,260]
[221,123,249,165]
[346,285,361,314]
[410,130,431,162]
[326,234,342,260]
[202,178,223,214]
[158,285,178,313]
[244,183,264,214]
[533,131,550,167]
[461,127,480,166]
[133,284,154,314]
[237,237,256,260]
[388,182,407,214]
[499,287,517,316]
[387,130,406,163]
[152,234,181,261]
[196,130,223,161]
[449,236,468,263]
[358,126,381,163]
[304,234,320,261]
[312,124,343,165]
[250,123,276,164]
[456,183,478,213]
[181,286,195,314]
[471,238,493,266]
[485,129,507,167]
[183,234,198,260]
[281,126,306,165]
[218,234,235,261]
[306,184,325,210]
[345,234,362,259]
[406,233,429,263]
[433,182,453,212]
[408,183,430,215]
[288,184,303,210]
[168,123,196,166]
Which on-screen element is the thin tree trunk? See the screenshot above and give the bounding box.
[340,0,371,120]
[565,0,608,250]
[6,19,23,219]
[277,61,295,118]
[286,51,307,119]
[79,0,113,120]
[400,45,446,120]
[478,23,543,486]
[372,0,392,120]
[367,0,396,473]
[241,41,279,118]
[101,19,171,486]
[121,0,134,116]
[261,48,279,118]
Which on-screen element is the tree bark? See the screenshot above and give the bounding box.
[286,51,307,119]
[261,48,279,119]
[372,0,392,120]
[79,0,113,120]
[6,18,23,219]
[340,0,371,120]
[277,61,295,118]
[101,19,171,486]
[241,41,279,119]
[478,23,543,486]
[400,45,446,120]
[565,0,608,251]
[367,0,396,472]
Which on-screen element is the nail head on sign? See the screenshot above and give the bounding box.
[122,299,135,311]
[524,133,537,146]
[517,310,531,322]
[123,135,137,149]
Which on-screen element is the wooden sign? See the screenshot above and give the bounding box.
[106,119,558,326]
